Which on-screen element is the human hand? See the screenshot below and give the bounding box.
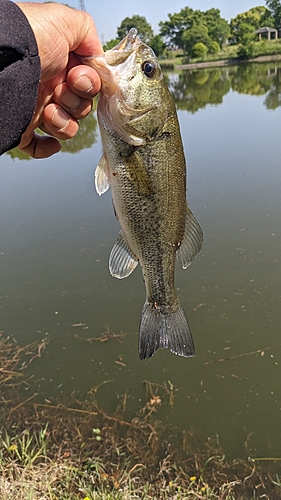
[15,2,103,158]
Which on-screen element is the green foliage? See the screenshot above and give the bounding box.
[103,38,119,51]
[117,15,153,43]
[1,425,49,466]
[159,7,199,50]
[230,6,274,44]
[209,41,220,54]
[266,0,281,28]
[159,7,229,57]
[182,24,210,56]
[235,22,256,59]
[192,42,208,59]
[204,8,230,47]
[237,41,255,59]
[149,35,166,57]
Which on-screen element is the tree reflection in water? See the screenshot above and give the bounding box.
[167,62,281,113]
[6,64,281,160]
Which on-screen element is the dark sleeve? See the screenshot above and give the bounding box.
[0,0,41,154]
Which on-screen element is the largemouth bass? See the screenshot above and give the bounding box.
[83,28,203,360]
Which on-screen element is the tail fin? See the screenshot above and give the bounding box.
[138,301,195,360]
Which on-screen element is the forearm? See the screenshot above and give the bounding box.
[0,0,40,154]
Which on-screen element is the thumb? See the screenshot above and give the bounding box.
[19,134,62,159]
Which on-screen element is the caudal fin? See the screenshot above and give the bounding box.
[138,301,195,360]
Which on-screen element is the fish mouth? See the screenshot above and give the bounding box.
[110,28,138,53]
[80,28,141,76]
[81,29,143,103]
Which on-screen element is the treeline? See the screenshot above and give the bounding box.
[103,1,281,59]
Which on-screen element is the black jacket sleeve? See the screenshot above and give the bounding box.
[0,0,41,154]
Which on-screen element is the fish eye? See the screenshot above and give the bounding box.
[142,60,156,78]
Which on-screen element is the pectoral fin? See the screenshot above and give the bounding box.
[109,232,138,279]
[95,154,110,196]
[125,152,153,197]
[177,205,203,269]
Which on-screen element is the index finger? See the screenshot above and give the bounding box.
[66,55,101,98]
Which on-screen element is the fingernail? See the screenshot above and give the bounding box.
[60,90,80,109]
[51,108,70,130]
[73,75,93,93]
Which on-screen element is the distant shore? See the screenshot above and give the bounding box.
[177,53,281,70]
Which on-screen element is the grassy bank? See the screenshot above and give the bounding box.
[160,39,281,70]
[1,336,281,499]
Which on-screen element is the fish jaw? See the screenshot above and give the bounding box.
[80,28,142,98]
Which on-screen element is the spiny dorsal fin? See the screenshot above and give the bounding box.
[109,232,138,279]
[95,154,110,196]
[177,204,203,269]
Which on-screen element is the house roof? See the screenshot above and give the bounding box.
[255,26,278,34]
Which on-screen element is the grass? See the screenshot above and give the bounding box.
[1,336,281,499]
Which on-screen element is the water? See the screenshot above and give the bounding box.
[1,62,281,459]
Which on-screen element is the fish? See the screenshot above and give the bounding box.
[82,28,203,360]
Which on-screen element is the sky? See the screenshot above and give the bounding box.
[19,0,267,43]
[71,0,266,43]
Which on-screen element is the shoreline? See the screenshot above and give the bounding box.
[177,53,281,70]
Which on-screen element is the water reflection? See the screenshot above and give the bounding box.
[168,62,281,113]
[169,69,231,112]
[6,62,281,162]
[5,99,99,160]
[60,104,98,154]
[1,61,281,459]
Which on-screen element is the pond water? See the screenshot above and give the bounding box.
[1,62,281,459]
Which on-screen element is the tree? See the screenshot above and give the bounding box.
[266,0,281,29]
[159,7,229,55]
[159,7,204,50]
[236,23,256,59]
[117,16,153,43]
[182,24,210,55]
[230,7,273,44]
[204,8,230,47]
[149,35,166,57]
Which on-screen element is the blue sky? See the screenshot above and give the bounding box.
[19,0,266,43]
[78,0,266,43]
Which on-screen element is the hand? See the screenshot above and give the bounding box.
[15,2,103,158]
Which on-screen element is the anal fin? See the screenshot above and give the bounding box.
[177,204,203,269]
[109,232,138,279]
